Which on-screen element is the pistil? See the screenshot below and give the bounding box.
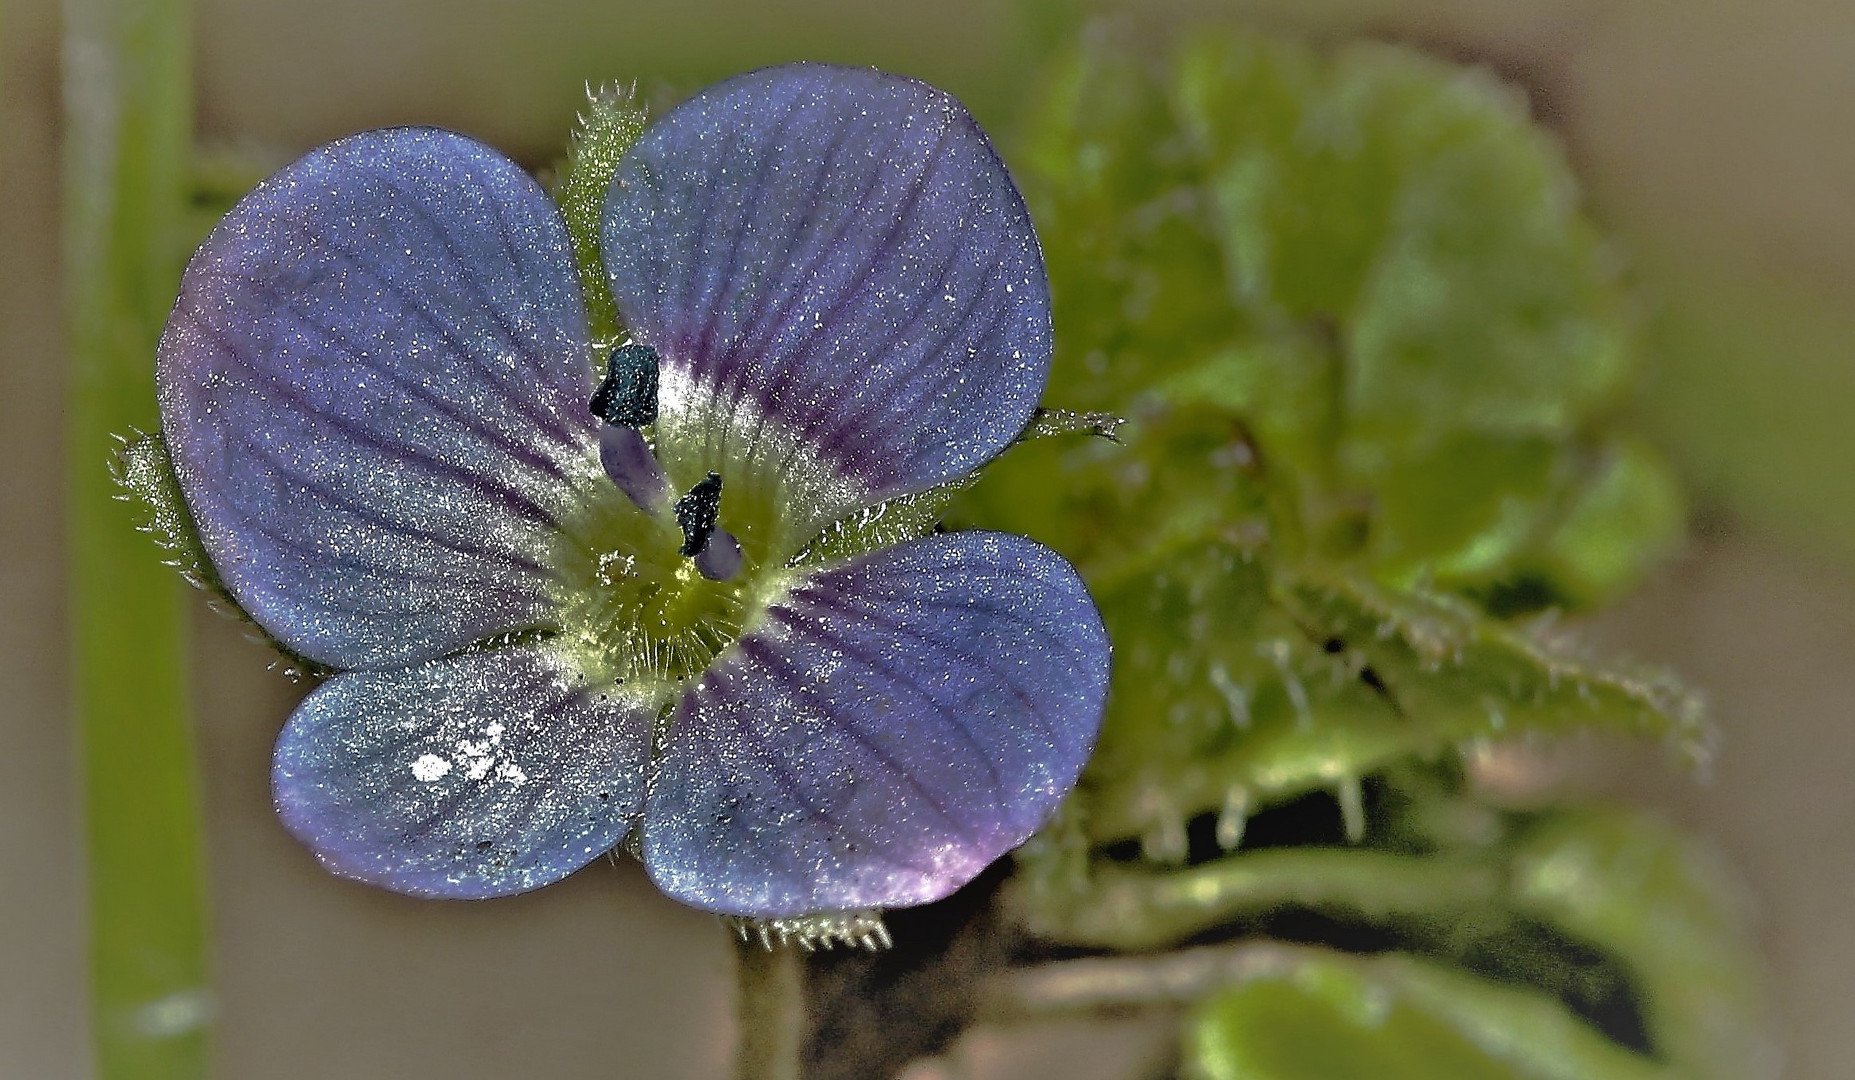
[591,343,743,582]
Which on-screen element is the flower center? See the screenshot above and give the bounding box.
[548,344,780,693]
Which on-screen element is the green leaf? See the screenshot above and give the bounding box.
[1187,951,1666,1080]
[1052,555,1706,859]
[1365,433,1558,587]
[1176,33,1632,451]
[1522,437,1688,610]
[1277,570,1711,769]
[989,27,1669,600]
[1016,32,1244,410]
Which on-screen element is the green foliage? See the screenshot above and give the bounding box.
[967,24,1768,1080]
[968,26,1684,598]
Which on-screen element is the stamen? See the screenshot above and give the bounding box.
[590,343,670,513]
[600,424,672,512]
[674,472,723,557]
[589,343,660,427]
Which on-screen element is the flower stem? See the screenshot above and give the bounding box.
[62,0,208,1077]
[978,941,1320,1020]
[733,933,805,1080]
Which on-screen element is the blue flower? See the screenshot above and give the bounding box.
[155,63,1109,917]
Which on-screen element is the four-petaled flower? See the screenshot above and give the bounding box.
[156,63,1109,917]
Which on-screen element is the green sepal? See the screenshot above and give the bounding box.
[113,431,332,679]
[788,477,976,569]
[1017,406,1126,444]
[551,82,647,348]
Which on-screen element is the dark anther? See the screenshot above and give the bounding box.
[589,343,660,427]
[674,472,723,557]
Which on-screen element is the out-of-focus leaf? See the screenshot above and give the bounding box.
[1175,33,1631,448]
[1520,438,1688,610]
[1279,571,1711,768]
[1014,29,1247,411]
[1186,951,1666,1080]
[1510,808,1778,1080]
[979,25,1761,1080]
[974,26,1669,602]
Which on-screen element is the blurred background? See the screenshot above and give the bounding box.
[5,0,1853,1076]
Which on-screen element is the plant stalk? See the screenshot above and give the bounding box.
[62,0,208,1076]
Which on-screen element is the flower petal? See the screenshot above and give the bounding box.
[158,128,597,671]
[273,643,653,899]
[602,64,1053,542]
[641,531,1108,916]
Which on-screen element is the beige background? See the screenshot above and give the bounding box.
[5,1,1853,1077]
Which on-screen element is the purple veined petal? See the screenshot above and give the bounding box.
[641,531,1108,917]
[273,643,653,900]
[602,64,1053,544]
[158,127,599,671]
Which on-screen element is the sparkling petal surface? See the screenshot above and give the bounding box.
[602,63,1053,541]
[273,643,653,899]
[642,531,1109,916]
[157,127,597,671]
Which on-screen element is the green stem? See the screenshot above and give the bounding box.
[1013,848,1504,952]
[733,932,804,1080]
[62,0,207,1077]
[980,941,1324,1019]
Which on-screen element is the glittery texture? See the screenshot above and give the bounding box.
[602,64,1053,542]
[273,643,653,898]
[642,532,1108,916]
[156,128,598,671]
[159,67,1108,912]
